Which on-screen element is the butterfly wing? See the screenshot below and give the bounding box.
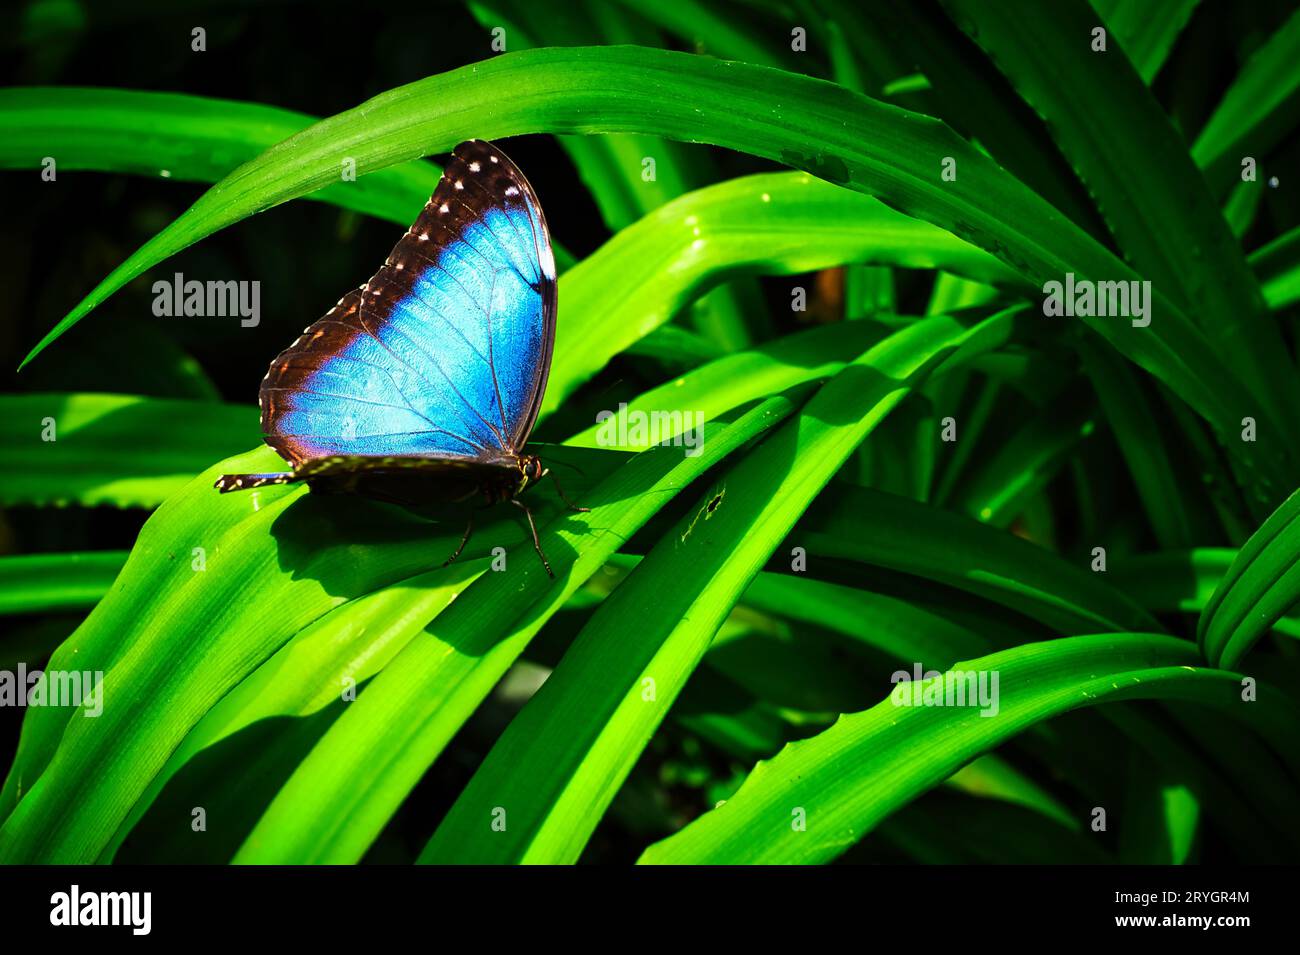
[258,139,557,470]
[292,454,513,503]
[215,453,501,498]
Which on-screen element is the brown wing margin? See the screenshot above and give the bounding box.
[437,140,557,450]
[255,140,555,469]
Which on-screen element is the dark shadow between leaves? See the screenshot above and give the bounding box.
[113,695,356,864]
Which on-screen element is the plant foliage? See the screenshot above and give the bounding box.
[2,0,1300,865]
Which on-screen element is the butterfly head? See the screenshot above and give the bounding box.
[518,453,547,492]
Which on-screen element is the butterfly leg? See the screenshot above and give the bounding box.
[511,498,554,578]
[441,511,475,568]
[548,472,590,513]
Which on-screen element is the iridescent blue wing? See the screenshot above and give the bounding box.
[256,139,556,471]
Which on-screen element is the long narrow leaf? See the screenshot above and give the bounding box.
[0,393,257,508]
[16,47,1279,501]
[0,87,442,227]
[418,309,1019,864]
[229,396,801,864]
[638,634,1289,864]
[0,552,127,616]
[1199,487,1300,667]
[943,0,1300,463]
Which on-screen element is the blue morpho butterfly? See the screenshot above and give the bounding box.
[215,139,583,576]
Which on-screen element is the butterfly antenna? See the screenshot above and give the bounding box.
[546,457,586,477]
[441,512,475,568]
[511,499,554,578]
[547,471,590,513]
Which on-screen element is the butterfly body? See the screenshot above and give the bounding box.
[217,140,575,574]
[215,452,543,504]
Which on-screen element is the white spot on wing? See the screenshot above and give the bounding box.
[538,236,556,281]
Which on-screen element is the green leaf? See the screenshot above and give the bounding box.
[1250,223,1300,311]
[0,87,443,227]
[1078,336,1199,548]
[0,393,257,508]
[944,0,1300,466]
[1224,177,1266,240]
[947,387,1095,528]
[0,167,1024,862]
[1199,486,1300,667]
[565,319,887,448]
[5,0,1300,872]
[1092,0,1201,84]
[224,396,799,864]
[1192,6,1300,192]
[0,440,620,860]
[740,572,993,667]
[878,787,1112,863]
[1122,548,1300,639]
[944,754,1076,831]
[469,0,704,231]
[1118,747,1199,863]
[871,0,1108,236]
[621,324,725,367]
[551,171,1019,416]
[615,0,795,70]
[0,552,126,616]
[18,47,1278,506]
[931,373,1001,503]
[637,634,1291,864]
[1112,549,1231,611]
[418,309,1019,864]
[1105,702,1294,860]
[814,0,914,97]
[101,561,487,861]
[801,484,1158,635]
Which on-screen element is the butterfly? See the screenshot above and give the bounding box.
[215,139,582,577]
